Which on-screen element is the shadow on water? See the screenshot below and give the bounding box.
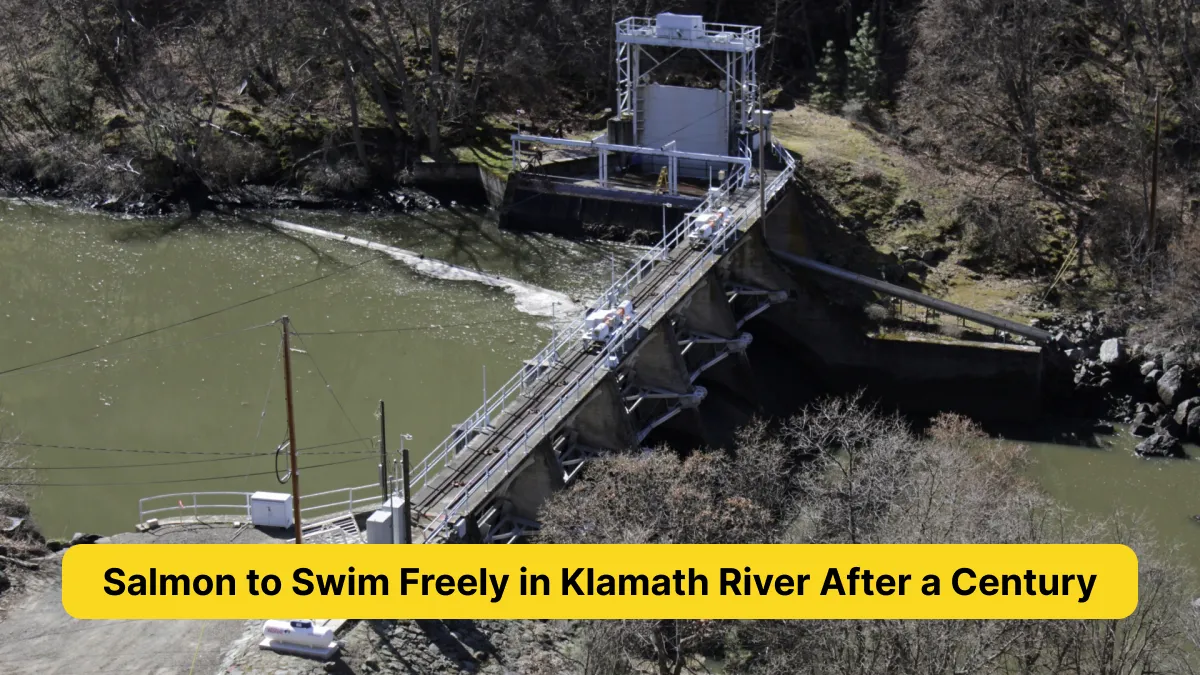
[108,214,196,242]
[979,418,1110,450]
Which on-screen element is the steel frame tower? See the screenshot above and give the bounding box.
[614,15,761,155]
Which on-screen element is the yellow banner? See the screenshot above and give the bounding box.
[62,544,1138,620]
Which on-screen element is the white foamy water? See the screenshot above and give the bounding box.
[270,219,581,320]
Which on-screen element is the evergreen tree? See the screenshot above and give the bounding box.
[810,40,843,112]
[846,12,884,107]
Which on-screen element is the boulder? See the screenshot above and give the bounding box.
[1140,360,1158,377]
[1128,408,1156,422]
[1130,423,1156,438]
[1163,350,1186,373]
[1134,433,1187,458]
[1157,365,1190,407]
[1187,407,1200,442]
[1099,338,1125,366]
[1174,397,1200,426]
[1145,369,1162,390]
[69,533,101,546]
[1158,416,1183,438]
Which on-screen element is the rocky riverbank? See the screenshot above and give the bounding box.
[1038,311,1199,458]
[0,177,446,217]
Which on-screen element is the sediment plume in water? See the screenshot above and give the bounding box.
[269,219,580,321]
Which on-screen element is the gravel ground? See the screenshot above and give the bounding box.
[224,618,579,675]
[0,523,581,674]
[0,522,285,675]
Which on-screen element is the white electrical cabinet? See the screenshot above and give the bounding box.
[366,510,393,544]
[250,492,293,529]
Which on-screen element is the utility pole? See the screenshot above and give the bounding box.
[1148,90,1162,255]
[377,400,388,501]
[280,316,302,544]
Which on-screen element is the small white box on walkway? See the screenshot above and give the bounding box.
[366,510,393,544]
[250,492,292,529]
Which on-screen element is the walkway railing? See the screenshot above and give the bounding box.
[138,492,252,524]
[404,163,753,497]
[418,140,797,543]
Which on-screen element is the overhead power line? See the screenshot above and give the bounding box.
[8,437,375,457]
[0,453,262,471]
[0,455,374,487]
[0,255,383,378]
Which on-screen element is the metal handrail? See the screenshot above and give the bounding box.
[615,16,762,48]
[138,492,253,523]
[419,143,795,543]
[299,484,388,520]
[403,164,752,499]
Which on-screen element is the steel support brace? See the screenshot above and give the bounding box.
[632,385,707,444]
[725,284,789,329]
[511,134,750,172]
[558,442,604,484]
[679,332,753,383]
[484,514,542,544]
[632,46,641,144]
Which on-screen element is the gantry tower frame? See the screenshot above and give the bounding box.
[614,15,761,154]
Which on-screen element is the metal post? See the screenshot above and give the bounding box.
[401,444,413,545]
[391,458,401,544]
[758,67,766,225]
[280,316,302,544]
[378,400,388,501]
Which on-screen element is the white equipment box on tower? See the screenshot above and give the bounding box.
[250,492,293,529]
[656,13,704,40]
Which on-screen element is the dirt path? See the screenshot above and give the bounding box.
[0,523,282,675]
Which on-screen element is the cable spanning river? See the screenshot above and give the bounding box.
[0,200,631,537]
[0,199,1197,587]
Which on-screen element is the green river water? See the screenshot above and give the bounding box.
[0,199,1197,590]
[0,200,626,537]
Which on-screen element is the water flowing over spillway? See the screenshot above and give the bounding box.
[269,219,581,322]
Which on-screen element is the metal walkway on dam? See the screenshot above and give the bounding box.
[405,160,792,544]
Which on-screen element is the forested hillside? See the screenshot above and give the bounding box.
[0,0,1196,341]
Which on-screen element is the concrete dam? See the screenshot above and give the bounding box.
[135,13,1049,546]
